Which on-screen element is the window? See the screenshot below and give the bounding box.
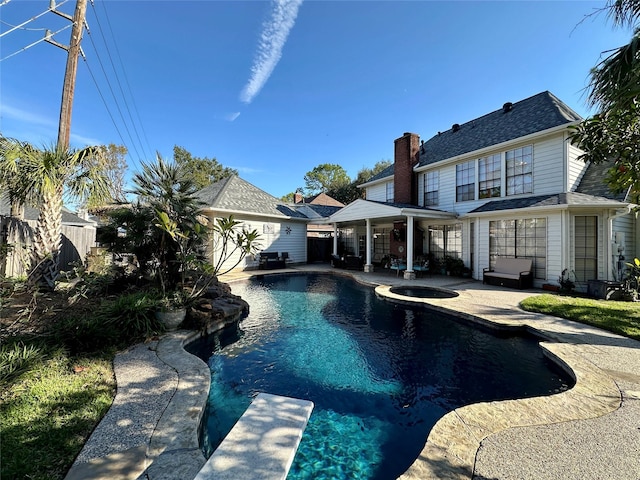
[506,145,533,195]
[428,224,462,263]
[456,160,475,202]
[386,181,394,202]
[423,171,439,206]
[489,218,546,279]
[478,154,501,198]
[574,216,597,283]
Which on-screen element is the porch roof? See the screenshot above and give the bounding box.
[325,199,455,225]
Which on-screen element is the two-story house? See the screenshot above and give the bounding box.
[326,91,636,289]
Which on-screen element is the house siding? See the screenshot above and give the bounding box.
[366,183,387,202]
[567,142,588,192]
[207,215,307,272]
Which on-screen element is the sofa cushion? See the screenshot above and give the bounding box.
[493,258,532,275]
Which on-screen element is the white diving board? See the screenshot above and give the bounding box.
[194,393,314,480]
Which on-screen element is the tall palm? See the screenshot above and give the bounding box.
[0,137,111,290]
[588,0,640,111]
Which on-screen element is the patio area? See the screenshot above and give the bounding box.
[67,263,640,480]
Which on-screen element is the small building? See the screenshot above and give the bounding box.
[195,175,310,271]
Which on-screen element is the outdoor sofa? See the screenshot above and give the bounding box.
[483,257,533,289]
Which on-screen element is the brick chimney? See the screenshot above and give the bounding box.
[294,192,304,204]
[393,132,420,204]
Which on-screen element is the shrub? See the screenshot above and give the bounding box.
[52,290,164,354]
[0,340,46,386]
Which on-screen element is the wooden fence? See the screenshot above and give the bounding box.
[0,217,97,278]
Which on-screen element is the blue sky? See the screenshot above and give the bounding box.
[0,0,634,200]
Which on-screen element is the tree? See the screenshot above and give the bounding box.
[0,138,112,290]
[570,0,640,200]
[92,143,128,205]
[326,160,392,204]
[304,163,351,195]
[173,145,238,190]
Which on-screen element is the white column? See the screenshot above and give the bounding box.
[404,215,416,280]
[364,218,374,272]
[333,224,338,255]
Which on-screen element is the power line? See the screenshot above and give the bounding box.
[1,23,72,62]
[0,0,69,38]
[98,0,153,160]
[83,22,144,164]
[89,0,150,161]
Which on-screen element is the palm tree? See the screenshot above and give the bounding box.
[588,0,640,111]
[0,137,112,290]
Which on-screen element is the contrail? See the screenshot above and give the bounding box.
[240,0,303,104]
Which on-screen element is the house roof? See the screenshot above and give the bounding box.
[328,198,455,224]
[418,91,582,167]
[302,192,345,207]
[575,161,628,202]
[195,175,308,220]
[468,192,629,215]
[361,164,395,186]
[0,196,94,226]
[299,204,343,218]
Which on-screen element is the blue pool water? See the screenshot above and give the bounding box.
[187,274,572,480]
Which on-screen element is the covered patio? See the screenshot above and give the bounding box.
[322,199,456,279]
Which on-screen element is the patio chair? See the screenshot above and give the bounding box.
[390,257,407,277]
[413,258,430,277]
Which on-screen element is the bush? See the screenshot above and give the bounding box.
[0,340,46,386]
[52,290,164,354]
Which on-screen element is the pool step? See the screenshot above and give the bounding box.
[194,393,314,480]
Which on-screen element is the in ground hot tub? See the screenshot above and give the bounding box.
[389,286,459,299]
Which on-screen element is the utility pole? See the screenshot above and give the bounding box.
[45,0,88,150]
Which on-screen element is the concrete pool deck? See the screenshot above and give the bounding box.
[66,265,640,479]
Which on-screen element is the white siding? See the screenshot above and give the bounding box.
[567,142,588,192]
[529,135,566,195]
[208,215,307,273]
[365,183,387,202]
[613,213,635,273]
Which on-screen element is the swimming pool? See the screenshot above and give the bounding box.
[187,273,572,479]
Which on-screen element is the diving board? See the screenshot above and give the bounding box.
[194,393,314,480]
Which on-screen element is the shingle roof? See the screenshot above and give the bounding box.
[363,164,395,185]
[300,204,343,217]
[576,161,628,202]
[469,192,626,214]
[0,196,93,225]
[195,175,308,219]
[417,91,582,167]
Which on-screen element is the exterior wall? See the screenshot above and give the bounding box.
[567,141,588,192]
[207,214,307,272]
[365,182,387,202]
[612,213,636,277]
[473,211,565,287]
[416,133,572,216]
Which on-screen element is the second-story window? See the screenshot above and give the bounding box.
[386,181,394,202]
[456,160,475,202]
[478,153,501,198]
[424,171,439,206]
[506,145,533,195]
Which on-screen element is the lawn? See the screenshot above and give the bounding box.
[520,293,640,341]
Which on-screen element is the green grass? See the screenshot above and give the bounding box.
[0,342,115,480]
[520,294,640,341]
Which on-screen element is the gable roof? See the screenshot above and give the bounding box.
[195,175,308,220]
[303,192,345,207]
[361,164,395,186]
[417,91,582,167]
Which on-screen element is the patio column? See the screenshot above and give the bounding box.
[404,215,416,280]
[332,224,338,255]
[364,218,374,273]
